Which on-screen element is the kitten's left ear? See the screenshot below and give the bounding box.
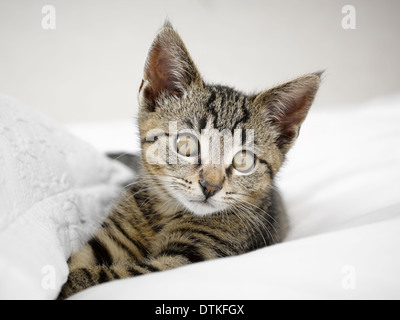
[251,72,322,153]
[139,21,204,112]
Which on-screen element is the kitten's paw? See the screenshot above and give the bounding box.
[57,268,94,300]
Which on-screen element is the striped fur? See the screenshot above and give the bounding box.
[59,22,320,299]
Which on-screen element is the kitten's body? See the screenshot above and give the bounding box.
[60,179,286,299]
[59,23,320,299]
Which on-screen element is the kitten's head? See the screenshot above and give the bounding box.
[138,22,321,217]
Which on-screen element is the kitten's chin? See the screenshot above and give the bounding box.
[179,198,225,217]
[165,187,228,217]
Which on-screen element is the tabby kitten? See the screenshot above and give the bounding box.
[59,22,321,299]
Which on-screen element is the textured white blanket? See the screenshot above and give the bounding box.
[0,94,133,299]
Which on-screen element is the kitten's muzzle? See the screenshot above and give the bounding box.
[199,179,222,200]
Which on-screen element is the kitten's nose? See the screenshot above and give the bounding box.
[199,179,222,199]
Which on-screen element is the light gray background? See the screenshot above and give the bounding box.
[0,0,399,124]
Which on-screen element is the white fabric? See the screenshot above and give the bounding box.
[0,94,133,299]
[68,94,400,300]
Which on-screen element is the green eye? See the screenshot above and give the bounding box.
[232,150,255,173]
[176,134,199,157]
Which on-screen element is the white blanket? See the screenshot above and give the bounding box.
[0,94,133,299]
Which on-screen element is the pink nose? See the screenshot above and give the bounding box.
[199,179,222,199]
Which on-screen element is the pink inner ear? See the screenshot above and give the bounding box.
[278,93,311,127]
[144,44,183,106]
[275,107,306,149]
[140,25,204,110]
[268,85,318,150]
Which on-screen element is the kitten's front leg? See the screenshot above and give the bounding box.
[58,253,199,300]
[58,262,152,300]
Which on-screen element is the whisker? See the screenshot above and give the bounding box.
[229,197,278,246]
[232,201,269,246]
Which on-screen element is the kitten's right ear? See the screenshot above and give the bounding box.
[139,22,204,112]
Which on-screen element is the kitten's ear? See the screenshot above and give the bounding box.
[139,21,204,111]
[251,72,322,153]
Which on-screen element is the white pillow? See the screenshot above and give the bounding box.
[0,93,134,299]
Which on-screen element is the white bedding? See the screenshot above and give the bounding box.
[1,93,399,300]
[0,94,133,299]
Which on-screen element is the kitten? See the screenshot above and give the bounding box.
[59,21,321,299]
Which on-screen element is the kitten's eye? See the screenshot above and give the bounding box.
[232,150,256,173]
[176,134,199,157]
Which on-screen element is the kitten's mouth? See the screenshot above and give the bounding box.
[189,199,214,207]
[166,183,227,216]
[182,197,223,216]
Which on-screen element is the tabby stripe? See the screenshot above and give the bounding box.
[211,109,219,129]
[137,262,159,273]
[132,189,149,205]
[212,246,229,258]
[98,269,109,284]
[159,242,204,263]
[179,229,230,257]
[174,227,232,250]
[219,92,226,110]
[81,268,94,285]
[259,159,274,179]
[170,212,185,221]
[102,219,142,260]
[205,90,220,130]
[110,269,121,280]
[69,268,93,293]
[185,118,194,129]
[127,267,143,277]
[107,228,142,262]
[140,210,164,233]
[88,238,113,266]
[206,90,217,108]
[199,115,208,130]
[234,93,241,104]
[101,221,111,229]
[225,165,233,178]
[109,216,148,257]
[161,249,204,263]
[132,194,165,233]
[232,99,250,131]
